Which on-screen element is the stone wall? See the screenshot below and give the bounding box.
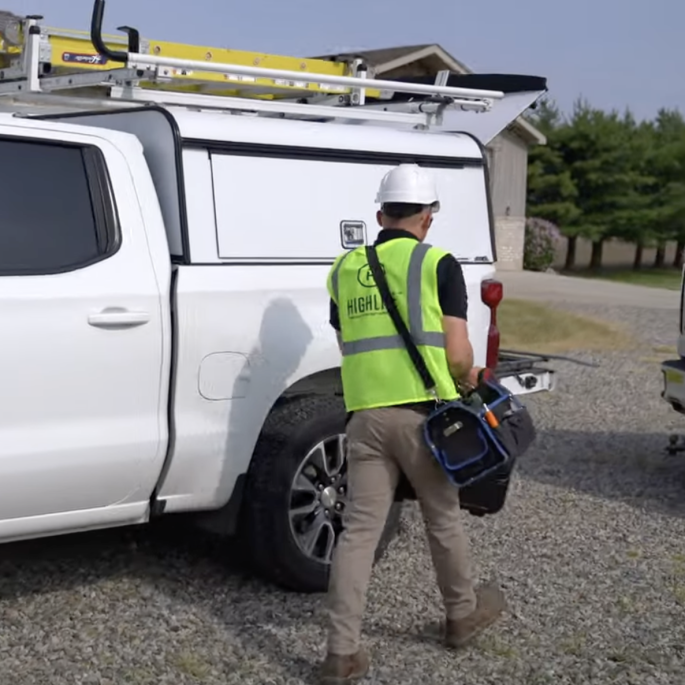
[494,217,525,271]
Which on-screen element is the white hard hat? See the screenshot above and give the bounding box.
[375,164,440,213]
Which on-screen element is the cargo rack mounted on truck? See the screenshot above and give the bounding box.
[0,0,547,139]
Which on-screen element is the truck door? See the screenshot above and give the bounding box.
[0,125,166,532]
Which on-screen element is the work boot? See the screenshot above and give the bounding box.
[319,647,370,684]
[445,582,506,649]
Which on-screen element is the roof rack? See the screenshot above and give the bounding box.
[0,1,505,129]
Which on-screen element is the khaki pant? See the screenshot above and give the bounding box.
[326,406,477,655]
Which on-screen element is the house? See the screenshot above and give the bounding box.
[315,44,546,271]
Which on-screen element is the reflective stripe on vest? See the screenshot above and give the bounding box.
[329,242,444,356]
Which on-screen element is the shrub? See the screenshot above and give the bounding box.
[523,217,562,271]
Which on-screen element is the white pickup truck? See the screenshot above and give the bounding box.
[0,1,553,593]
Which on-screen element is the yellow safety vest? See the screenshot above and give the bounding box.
[327,237,460,412]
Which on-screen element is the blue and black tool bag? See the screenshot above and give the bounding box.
[365,245,536,516]
[423,374,536,488]
[423,373,536,514]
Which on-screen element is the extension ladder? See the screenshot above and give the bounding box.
[0,0,525,136]
[0,8,378,101]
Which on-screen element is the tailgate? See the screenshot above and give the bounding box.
[496,350,556,396]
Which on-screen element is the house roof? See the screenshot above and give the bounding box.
[314,44,471,77]
[313,43,545,146]
[314,44,434,65]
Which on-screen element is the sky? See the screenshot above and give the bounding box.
[4,0,683,121]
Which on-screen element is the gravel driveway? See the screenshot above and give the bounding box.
[1,302,684,685]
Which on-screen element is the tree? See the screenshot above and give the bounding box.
[526,99,582,268]
[648,109,685,268]
[527,97,685,272]
[559,101,655,270]
[603,115,659,270]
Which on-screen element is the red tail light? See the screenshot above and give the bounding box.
[481,279,503,369]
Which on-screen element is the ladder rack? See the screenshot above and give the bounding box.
[0,1,505,129]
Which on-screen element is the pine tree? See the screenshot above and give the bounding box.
[526,99,581,268]
[649,109,685,268]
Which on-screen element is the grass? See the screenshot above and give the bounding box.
[477,634,518,658]
[673,585,685,606]
[565,267,682,291]
[638,344,678,364]
[617,595,636,614]
[174,652,212,679]
[498,298,634,354]
[672,553,685,566]
[559,630,587,656]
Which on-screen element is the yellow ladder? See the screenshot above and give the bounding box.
[0,9,379,100]
[0,2,503,126]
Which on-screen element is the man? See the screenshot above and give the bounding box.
[320,164,505,684]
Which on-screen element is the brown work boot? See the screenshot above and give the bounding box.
[445,582,506,649]
[319,648,370,684]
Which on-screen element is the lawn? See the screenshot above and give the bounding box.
[565,267,683,291]
[498,298,634,354]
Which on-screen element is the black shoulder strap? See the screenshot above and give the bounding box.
[365,244,437,393]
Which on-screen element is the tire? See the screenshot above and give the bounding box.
[240,394,403,593]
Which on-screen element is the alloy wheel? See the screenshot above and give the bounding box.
[288,433,347,565]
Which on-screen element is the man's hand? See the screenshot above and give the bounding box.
[460,366,497,392]
[464,366,484,389]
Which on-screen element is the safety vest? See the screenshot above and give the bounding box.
[327,237,460,412]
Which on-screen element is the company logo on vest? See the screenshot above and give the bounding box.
[346,292,387,318]
[357,263,384,288]
[347,263,389,319]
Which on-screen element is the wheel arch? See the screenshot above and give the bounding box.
[193,366,342,538]
[192,371,402,592]
[280,366,343,399]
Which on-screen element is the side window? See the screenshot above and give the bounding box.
[0,137,120,276]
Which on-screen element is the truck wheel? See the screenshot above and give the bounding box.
[240,394,403,593]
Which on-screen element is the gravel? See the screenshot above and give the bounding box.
[1,302,685,685]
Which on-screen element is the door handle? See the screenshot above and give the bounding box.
[88,308,151,329]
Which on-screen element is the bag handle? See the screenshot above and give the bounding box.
[365,245,438,396]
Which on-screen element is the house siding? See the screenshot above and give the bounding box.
[488,129,528,218]
[487,129,529,270]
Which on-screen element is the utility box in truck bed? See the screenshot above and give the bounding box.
[0,0,553,593]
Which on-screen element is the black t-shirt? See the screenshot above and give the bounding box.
[329,228,468,331]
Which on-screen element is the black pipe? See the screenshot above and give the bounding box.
[90,0,128,63]
[499,349,600,368]
[117,26,140,54]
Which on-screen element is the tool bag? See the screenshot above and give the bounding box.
[365,245,536,515]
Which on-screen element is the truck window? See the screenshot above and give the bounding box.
[0,137,119,276]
